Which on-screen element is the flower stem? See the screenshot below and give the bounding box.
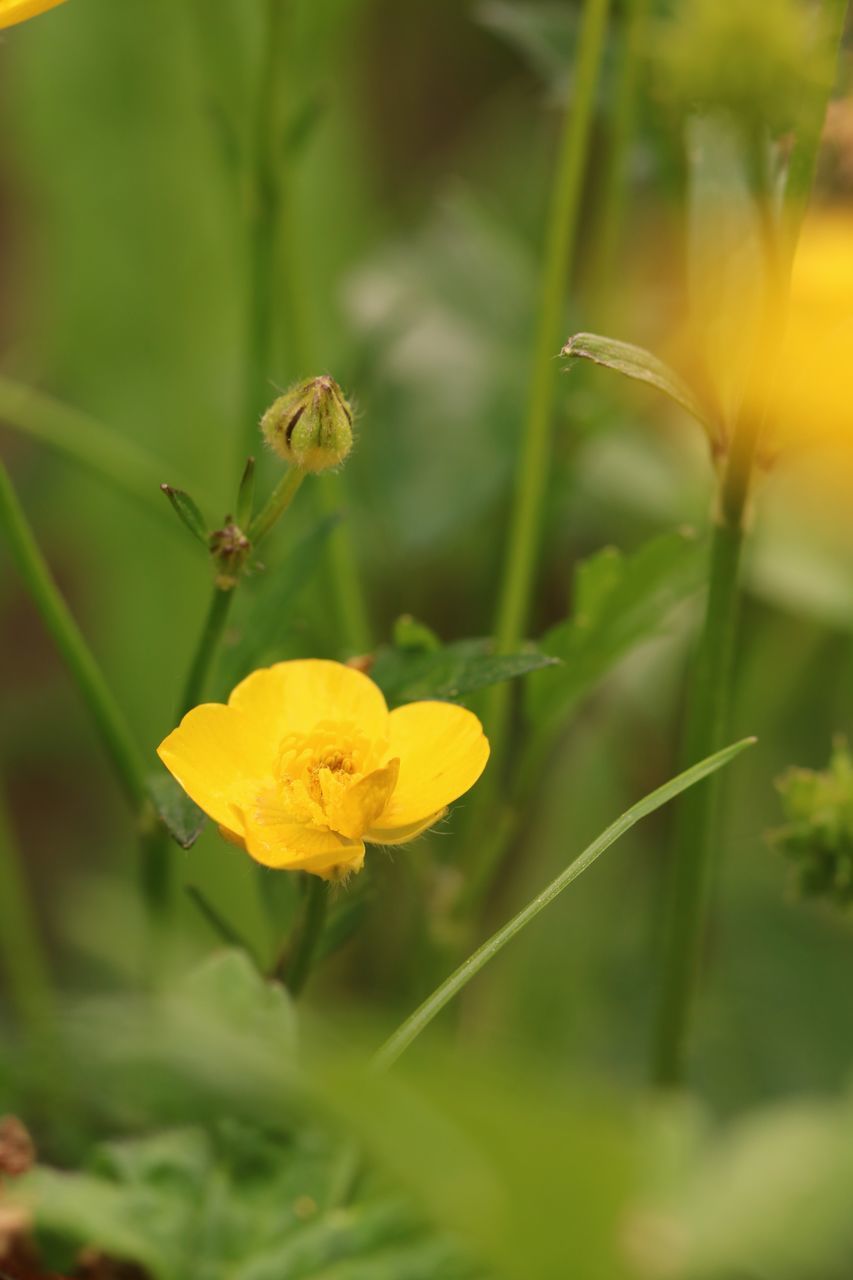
[493,0,610,657]
[242,0,288,456]
[0,461,148,814]
[248,465,305,545]
[651,8,848,1080]
[467,0,611,882]
[0,782,55,1042]
[651,519,744,1084]
[281,875,330,996]
[178,584,235,718]
[589,0,649,301]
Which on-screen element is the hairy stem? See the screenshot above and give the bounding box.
[179,585,235,717]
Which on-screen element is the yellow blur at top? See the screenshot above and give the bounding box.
[0,0,66,31]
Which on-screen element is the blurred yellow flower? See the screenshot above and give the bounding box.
[767,210,853,455]
[157,659,489,880]
[0,0,66,30]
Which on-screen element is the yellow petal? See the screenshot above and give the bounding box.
[228,659,388,743]
[0,0,66,30]
[331,759,399,839]
[365,807,446,846]
[242,809,364,880]
[157,703,272,836]
[373,701,489,829]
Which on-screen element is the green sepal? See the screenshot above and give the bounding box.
[160,484,209,545]
[147,771,206,849]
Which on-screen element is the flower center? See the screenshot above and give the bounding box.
[253,719,397,840]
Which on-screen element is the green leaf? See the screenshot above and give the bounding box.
[179,949,297,1051]
[371,638,559,707]
[561,331,723,450]
[17,1117,478,1280]
[0,375,190,516]
[148,770,206,849]
[527,530,705,727]
[160,484,209,545]
[236,455,256,529]
[374,736,755,1070]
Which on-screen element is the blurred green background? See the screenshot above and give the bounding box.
[2,2,853,1275]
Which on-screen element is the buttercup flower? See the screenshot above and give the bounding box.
[0,0,66,30]
[157,659,490,880]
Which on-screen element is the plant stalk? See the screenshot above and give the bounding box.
[243,0,288,455]
[467,0,611,883]
[651,5,848,1078]
[281,875,330,996]
[0,782,55,1041]
[179,584,235,718]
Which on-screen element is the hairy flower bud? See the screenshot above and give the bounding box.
[261,376,353,474]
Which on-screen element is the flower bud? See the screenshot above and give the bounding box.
[261,376,353,474]
[769,739,853,908]
[209,521,251,590]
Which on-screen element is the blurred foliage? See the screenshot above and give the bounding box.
[1,0,853,1276]
[770,737,853,906]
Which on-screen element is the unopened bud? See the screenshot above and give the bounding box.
[209,521,251,590]
[769,738,853,908]
[261,376,353,473]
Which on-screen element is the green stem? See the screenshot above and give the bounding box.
[179,585,235,718]
[468,0,611,882]
[650,8,848,1078]
[248,465,305,544]
[0,461,148,814]
[651,520,744,1084]
[0,782,55,1040]
[589,0,649,302]
[493,0,610,656]
[281,875,330,996]
[242,0,288,456]
[375,738,753,1072]
[782,0,849,259]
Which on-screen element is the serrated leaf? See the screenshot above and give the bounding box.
[370,638,559,707]
[160,484,209,545]
[148,770,207,849]
[561,332,723,451]
[17,1118,479,1280]
[527,531,705,727]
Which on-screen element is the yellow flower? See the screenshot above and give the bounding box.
[157,659,490,881]
[0,0,66,31]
